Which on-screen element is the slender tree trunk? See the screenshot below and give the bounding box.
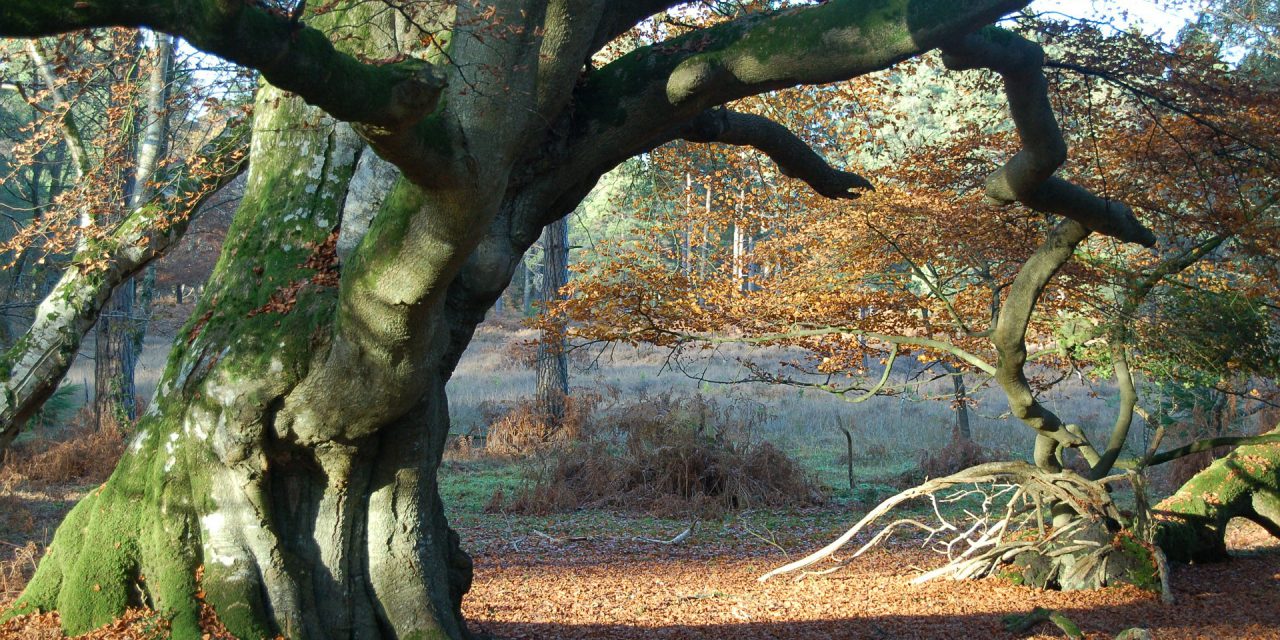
[699,221,708,279]
[699,183,711,277]
[536,216,569,427]
[520,256,532,314]
[942,361,972,441]
[91,34,173,428]
[124,35,173,394]
[733,223,744,291]
[684,172,692,276]
[93,282,137,426]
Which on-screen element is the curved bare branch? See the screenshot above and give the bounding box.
[679,108,872,199]
[940,28,1155,246]
[989,220,1098,468]
[538,0,1032,223]
[590,1,686,55]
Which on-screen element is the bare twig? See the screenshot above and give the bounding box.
[530,529,588,544]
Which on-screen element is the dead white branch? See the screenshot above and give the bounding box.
[759,461,1124,584]
[634,523,696,545]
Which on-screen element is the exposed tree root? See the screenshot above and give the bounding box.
[759,462,1159,592]
[1002,607,1083,639]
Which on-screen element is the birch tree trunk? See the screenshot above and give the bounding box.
[93,34,174,427]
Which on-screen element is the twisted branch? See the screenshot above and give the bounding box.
[941,28,1156,246]
[679,109,873,200]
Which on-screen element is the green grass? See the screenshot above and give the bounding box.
[438,458,526,519]
[437,440,956,558]
[443,325,1125,475]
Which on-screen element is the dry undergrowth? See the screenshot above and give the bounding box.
[0,415,125,490]
[901,432,998,485]
[499,393,825,518]
[478,391,600,459]
[0,540,38,609]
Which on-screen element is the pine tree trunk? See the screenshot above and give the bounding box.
[93,283,137,426]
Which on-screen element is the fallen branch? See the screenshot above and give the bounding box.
[530,529,589,544]
[759,461,1152,593]
[760,461,1110,582]
[634,523,696,545]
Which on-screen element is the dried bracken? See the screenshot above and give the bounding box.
[500,393,824,518]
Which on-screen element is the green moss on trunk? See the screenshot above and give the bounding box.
[1155,429,1280,562]
[2,406,203,635]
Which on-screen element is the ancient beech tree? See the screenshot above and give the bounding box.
[0,0,1239,638]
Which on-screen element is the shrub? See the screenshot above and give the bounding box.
[481,390,600,458]
[24,383,84,435]
[0,540,40,610]
[900,432,995,486]
[500,392,825,518]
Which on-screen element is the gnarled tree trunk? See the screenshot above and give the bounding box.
[4,89,480,637]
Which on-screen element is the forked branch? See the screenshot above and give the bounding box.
[0,0,447,133]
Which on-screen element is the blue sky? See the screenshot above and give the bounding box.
[1031,0,1202,37]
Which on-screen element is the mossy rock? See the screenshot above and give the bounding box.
[1009,550,1054,588]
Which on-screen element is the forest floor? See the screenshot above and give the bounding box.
[3,321,1280,638]
[3,461,1280,639]
[462,516,1280,640]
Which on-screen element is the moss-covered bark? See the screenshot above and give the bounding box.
[2,73,473,640]
[1154,429,1280,562]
